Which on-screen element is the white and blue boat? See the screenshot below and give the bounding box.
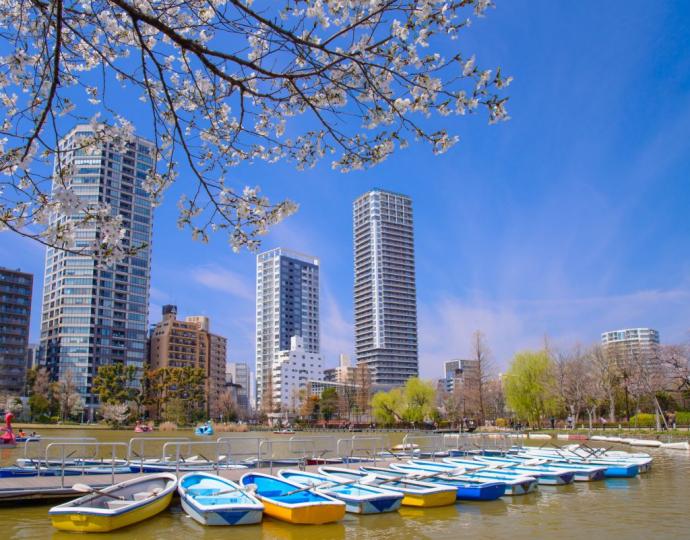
[464,456,576,485]
[362,464,508,501]
[389,460,537,496]
[178,472,264,526]
[277,469,403,514]
[508,453,607,481]
[513,449,642,478]
[424,457,541,493]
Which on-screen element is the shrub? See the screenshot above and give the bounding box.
[495,418,508,428]
[158,421,178,431]
[629,413,655,427]
[214,423,249,433]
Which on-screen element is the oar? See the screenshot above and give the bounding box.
[72,483,124,500]
[208,483,258,497]
[286,474,378,495]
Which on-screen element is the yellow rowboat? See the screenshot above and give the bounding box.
[49,473,177,533]
[318,467,457,508]
[239,473,345,525]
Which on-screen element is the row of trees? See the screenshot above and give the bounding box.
[504,342,690,429]
[19,364,210,426]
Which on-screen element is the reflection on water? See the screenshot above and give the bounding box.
[1,430,689,539]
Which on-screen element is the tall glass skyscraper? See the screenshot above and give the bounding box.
[255,248,320,409]
[353,189,418,387]
[39,124,154,419]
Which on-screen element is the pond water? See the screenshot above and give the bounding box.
[1,429,687,539]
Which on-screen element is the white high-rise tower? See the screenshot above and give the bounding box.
[255,248,320,409]
[353,189,418,387]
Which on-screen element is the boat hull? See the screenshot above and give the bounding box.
[262,498,345,524]
[50,491,173,533]
[400,489,457,507]
[343,496,402,514]
[181,497,262,526]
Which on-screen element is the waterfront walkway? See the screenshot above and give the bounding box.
[0,461,395,504]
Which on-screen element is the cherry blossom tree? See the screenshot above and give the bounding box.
[0,0,511,262]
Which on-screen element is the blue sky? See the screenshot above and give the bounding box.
[3,1,690,378]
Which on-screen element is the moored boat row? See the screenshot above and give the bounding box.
[44,442,658,533]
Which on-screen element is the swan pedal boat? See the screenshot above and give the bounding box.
[178,472,264,526]
[239,473,345,524]
[363,464,507,501]
[318,466,457,508]
[278,469,403,514]
[49,473,177,533]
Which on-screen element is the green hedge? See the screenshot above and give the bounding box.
[674,411,690,425]
[629,413,655,427]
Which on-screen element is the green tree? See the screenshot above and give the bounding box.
[93,363,138,405]
[321,387,339,422]
[504,350,560,427]
[371,388,405,426]
[402,377,436,424]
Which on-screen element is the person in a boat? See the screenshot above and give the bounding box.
[18,429,26,437]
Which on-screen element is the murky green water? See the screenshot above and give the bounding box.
[1,429,688,539]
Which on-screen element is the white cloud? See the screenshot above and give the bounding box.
[418,286,690,379]
[191,264,254,301]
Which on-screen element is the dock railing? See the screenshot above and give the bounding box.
[336,435,386,467]
[21,437,99,470]
[44,442,129,488]
[127,437,191,472]
[216,436,265,468]
[161,440,235,475]
[401,433,445,460]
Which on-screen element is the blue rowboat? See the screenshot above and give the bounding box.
[0,465,132,478]
[429,458,540,494]
[361,465,506,501]
[514,450,641,478]
[508,454,606,481]
[239,473,345,524]
[178,472,263,526]
[468,456,575,485]
[278,469,403,514]
[317,467,457,508]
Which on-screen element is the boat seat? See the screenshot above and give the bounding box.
[187,488,218,496]
[106,500,133,510]
[132,491,154,501]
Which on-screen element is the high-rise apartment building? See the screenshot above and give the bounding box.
[39,125,154,418]
[324,354,356,384]
[255,248,320,409]
[226,362,250,411]
[353,189,418,387]
[601,328,661,369]
[0,268,33,394]
[148,306,227,417]
[443,359,480,393]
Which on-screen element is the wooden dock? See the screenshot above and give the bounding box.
[0,461,395,504]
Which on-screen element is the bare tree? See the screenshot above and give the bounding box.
[470,330,493,424]
[555,345,590,426]
[590,344,619,422]
[0,1,510,262]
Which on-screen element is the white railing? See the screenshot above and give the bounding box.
[43,442,129,488]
